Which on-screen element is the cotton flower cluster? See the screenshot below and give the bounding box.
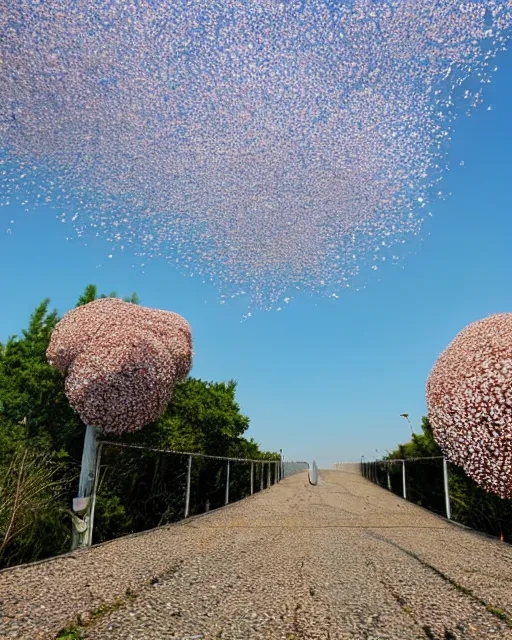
[426,314,512,498]
[47,298,192,433]
[2,1,511,308]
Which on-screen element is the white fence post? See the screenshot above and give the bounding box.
[250,462,254,495]
[402,460,407,499]
[260,462,264,491]
[387,463,392,492]
[184,455,192,518]
[225,461,230,505]
[443,456,451,520]
[267,462,271,489]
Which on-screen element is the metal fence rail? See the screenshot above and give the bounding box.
[358,456,451,520]
[335,458,512,543]
[82,442,308,548]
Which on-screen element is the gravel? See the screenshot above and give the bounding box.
[1,469,512,640]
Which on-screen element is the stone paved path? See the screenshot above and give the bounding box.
[2,469,512,640]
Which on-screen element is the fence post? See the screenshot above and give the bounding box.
[267,462,271,488]
[184,455,192,518]
[250,462,254,495]
[72,424,98,550]
[402,460,407,499]
[260,462,264,491]
[387,463,392,492]
[443,456,451,520]
[225,461,230,505]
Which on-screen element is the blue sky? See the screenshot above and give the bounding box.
[1,48,512,469]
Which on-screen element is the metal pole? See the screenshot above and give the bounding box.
[443,456,451,520]
[387,464,392,492]
[225,461,230,505]
[267,462,271,489]
[402,460,407,499]
[260,462,264,491]
[250,462,254,495]
[86,442,103,547]
[184,455,192,518]
[72,424,98,550]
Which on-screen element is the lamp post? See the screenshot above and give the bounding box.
[400,413,414,435]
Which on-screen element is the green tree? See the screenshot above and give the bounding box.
[114,378,252,457]
[0,285,279,566]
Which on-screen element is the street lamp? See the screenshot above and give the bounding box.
[400,413,414,435]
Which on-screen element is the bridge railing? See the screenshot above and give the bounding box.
[359,456,450,519]
[1,442,309,570]
[89,441,306,547]
[338,457,512,543]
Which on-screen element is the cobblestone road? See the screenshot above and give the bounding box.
[2,469,512,640]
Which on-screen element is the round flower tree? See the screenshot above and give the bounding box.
[47,297,192,546]
[426,313,512,499]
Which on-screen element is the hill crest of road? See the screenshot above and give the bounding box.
[2,469,512,639]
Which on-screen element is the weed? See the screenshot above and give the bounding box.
[55,624,84,640]
[487,605,509,621]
